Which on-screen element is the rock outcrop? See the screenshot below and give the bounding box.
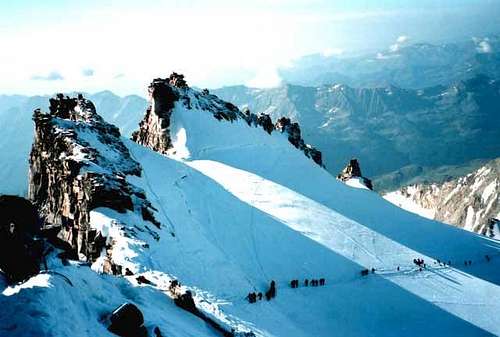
[29,94,160,262]
[384,158,500,236]
[0,195,42,283]
[337,158,373,190]
[108,303,148,337]
[133,73,324,166]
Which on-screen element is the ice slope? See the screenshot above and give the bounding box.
[121,98,500,336]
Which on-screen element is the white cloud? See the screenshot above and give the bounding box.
[246,66,282,88]
[474,37,492,53]
[389,35,410,52]
[396,35,409,43]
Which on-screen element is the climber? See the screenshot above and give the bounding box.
[265,280,276,300]
[486,255,491,262]
[361,269,369,276]
[304,279,309,287]
[319,278,325,286]
[257,292,263,301]
[247,292,256,303]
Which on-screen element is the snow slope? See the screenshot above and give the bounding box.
[3,87,500,337]
[127,94,500,336]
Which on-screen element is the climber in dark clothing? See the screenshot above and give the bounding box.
[304,279,309,287]
[361,269,369,276]
[257,292,262,300]
[265,280,276,300]
[247,292,257,303]
[319,278,325,286]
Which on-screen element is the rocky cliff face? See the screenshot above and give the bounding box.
[133,73,323,166]
[384,158,500,237]
[29,94,159,262]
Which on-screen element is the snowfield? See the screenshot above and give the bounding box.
[2,91,500,337]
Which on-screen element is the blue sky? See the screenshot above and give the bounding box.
[0,0,499,95]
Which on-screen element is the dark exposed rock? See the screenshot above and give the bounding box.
[173,290,199,316]
[108,303,148,337]
[136,275,154,285]
[133,73,324,167]
[132,80,179,154]
[337,159,373,190]
[257,114,274,134]
[0,196,43,283]
[29,94,160,262]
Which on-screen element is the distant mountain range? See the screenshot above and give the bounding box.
[2,73,499,195]
[213,74,500,190]
[2,39,499,194]
[279,37,500,89]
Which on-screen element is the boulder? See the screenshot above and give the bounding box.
[0,195,42,283]
[108,303,148,337]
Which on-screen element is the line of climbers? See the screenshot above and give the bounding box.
[360,254,493,277]
[290,278,325,288]
[247,281,276,303]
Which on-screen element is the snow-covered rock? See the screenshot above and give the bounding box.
[337,158,373,190]
[29,94,158,262]
[384,158,500,237]
[133,74,323,166]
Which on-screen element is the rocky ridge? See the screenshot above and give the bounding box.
[28,94,160,263]
[384,158,500,237]
[132,73,323,166]
[213,75,500,189]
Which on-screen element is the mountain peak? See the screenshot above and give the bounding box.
[133,73,324,166]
